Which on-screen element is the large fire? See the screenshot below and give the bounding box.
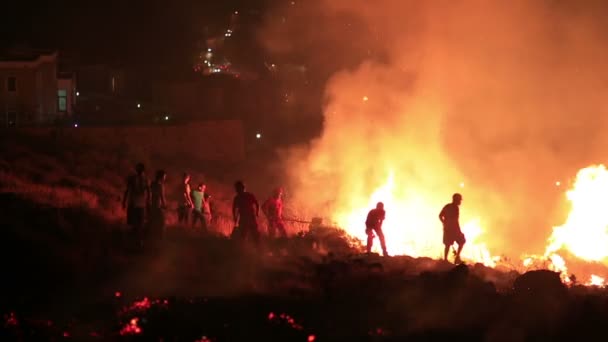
[539,165,608,285]
[545,165,608,262]
[333,170,498,267]
[331,164,608,284]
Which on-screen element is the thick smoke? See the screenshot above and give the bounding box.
[260,0,608,256]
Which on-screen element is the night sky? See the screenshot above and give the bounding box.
[1,0,270,69]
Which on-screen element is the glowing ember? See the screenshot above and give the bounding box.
[335,172,498,266]
[546,165,608,262]
[269,312,304,330]
[308,335,316,342]
[5,312,17,326]
[131,297,151,310]
[587,274,605,287]
[115,291,121,298]
[120,318,142,335]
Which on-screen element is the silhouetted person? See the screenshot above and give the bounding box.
[191,183,211,231]
[149,169,167,239]
[262,187,287,238]
[366,202,388,257]
[123,163,150,246]
[232,180,260,243]
[178,173,194,225]
[439,193,466,263]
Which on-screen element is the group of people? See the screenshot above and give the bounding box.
[122,162,466,262]
[121,163,168,245]
[365,193,466,263]
[230,181,288,244]
[121,162,288,246]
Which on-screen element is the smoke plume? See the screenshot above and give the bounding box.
[259,0,608,257]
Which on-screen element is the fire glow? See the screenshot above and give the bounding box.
[332,164,608,284]
[334,171,498,266]
[546,165,608,262]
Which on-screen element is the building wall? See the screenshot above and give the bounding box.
[0,67,36,121]
[0,54,58,125]
[57,78,75,116]
[76,65,124,96]
[36,59,58,123]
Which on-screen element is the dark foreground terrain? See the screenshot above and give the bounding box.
[2,197,608,342]
[2,130,608,341]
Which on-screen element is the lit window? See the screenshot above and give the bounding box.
[58,89,68,112]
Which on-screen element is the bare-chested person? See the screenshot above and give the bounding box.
[178,173,194,225]
[262,187,287,238]
[439,193,466,263]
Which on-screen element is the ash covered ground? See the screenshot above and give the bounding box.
[1,131,608,342]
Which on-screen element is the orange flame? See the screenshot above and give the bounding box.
[525,165,608,285]
[546,165,608,262]
[334,171,498,266]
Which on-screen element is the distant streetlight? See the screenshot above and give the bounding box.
[256,133,262,139]
[74,123,78,128]
[76,91,80,96]
[137,103,141,108]
[164,115,169,121]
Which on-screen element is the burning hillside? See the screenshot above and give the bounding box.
[259,0,608,285]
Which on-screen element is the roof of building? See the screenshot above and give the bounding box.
[0,47,58,62]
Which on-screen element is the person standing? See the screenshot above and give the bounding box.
[149,169,167,240]
[439,193,466,263]
[191,183,210,232]
[232,180,260,244]
[178,173,194,225]
[122,162,150,246]
[365,202,388,257]
[262,187,287,238]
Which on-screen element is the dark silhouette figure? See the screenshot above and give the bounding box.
[366,202,388,256]
[149,169,167,239]
[123,163,150,245]
[262,187,287,238]
[178,173,194,225]
[232,180,260,243]
[439,193,466,263]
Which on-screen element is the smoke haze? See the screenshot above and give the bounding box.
[259,0,608,257]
